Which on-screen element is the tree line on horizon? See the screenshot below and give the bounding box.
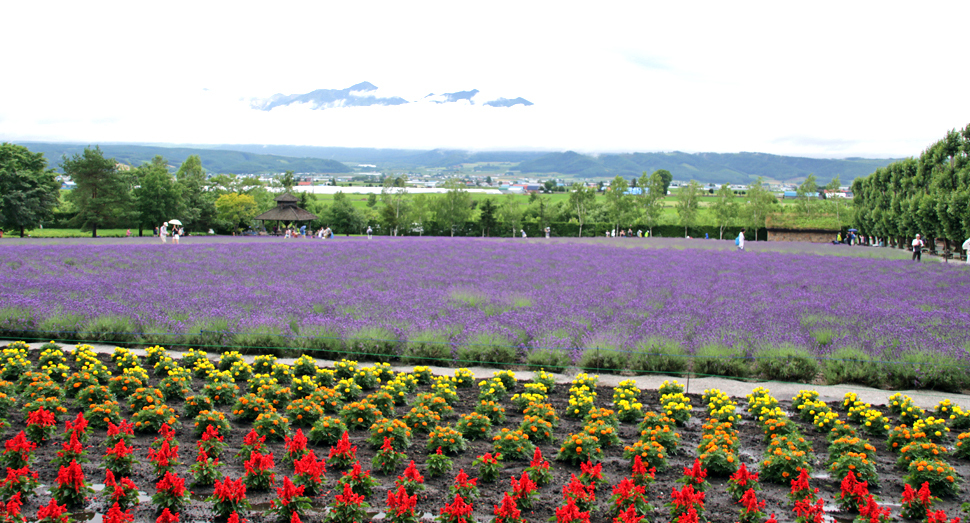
[1,143,852,240]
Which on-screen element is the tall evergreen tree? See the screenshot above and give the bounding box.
[62,146,133,238]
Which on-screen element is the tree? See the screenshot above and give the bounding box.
[479,197,498,237]
[435,179,472,237]
[62,146,133,238]
[279,171,296,192]
[710,183,737,240]
[676,179,702,237]
[795,174,818,216]
[567,183,597,237]
[366,194,378,208]
[740,177,779,241]
[653,169,673,196]
[409,194,431,236]
[133,156,183,236]
[636,171,665,236]
[826,175,844,228]
[214,193,258,234]
[604,175,632,235]
[175,155,216,232]
[499,194,523,237]
[0,143,60,237]
[380,176,410,236]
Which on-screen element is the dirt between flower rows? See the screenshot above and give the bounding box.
[8,350,970,523]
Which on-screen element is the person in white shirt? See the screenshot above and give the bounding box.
[160,223,167,243]
[962,237,970,264]
[737,229,745,251]
[912,234,924,262]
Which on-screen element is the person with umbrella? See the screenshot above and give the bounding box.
[169,220,182,245]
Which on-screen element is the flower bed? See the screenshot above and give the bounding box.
[0,343,966,523]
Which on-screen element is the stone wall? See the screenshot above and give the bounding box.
[767,229,839,243]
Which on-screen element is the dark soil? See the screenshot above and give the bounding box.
[4,349,968,523]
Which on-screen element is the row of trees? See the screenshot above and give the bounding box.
[852,124,970,250]
[1,144,806,239]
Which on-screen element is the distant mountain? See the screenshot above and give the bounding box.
[202,145,549,168]
[18,143,352,175]
[517,151,899,184]
[252,82,532,111]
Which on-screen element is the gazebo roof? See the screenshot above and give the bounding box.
[255,192,318,222]
[254,206,318,222]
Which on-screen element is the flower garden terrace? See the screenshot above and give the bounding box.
[0,236,968,391]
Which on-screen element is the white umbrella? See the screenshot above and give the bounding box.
[168,219,183,226]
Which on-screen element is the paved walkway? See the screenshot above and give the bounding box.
[6,340,969,409]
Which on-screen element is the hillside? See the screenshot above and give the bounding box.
[517,151,898,184]
[17,142,353,175]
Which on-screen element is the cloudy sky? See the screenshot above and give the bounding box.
[2,1,968,158]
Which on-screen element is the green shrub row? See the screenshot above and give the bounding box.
[2,310,968,392]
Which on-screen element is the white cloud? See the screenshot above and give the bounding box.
[2,1,970,158]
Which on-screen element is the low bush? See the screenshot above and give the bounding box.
[754,344,819,383]
[346,327,400,362]
[577,347,629,374]
[693,344,750,379]
[629,338,690,376]
[456,333,518,367]
[401,330,453,365]
[525,349,572,370]
[822,347,885,388]
[884,351,970,393]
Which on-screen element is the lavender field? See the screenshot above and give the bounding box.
[1,236,968,386]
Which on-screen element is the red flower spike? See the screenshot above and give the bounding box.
[493,492,521,522]
[35,499,69,523]
[155,508,180,523]
[103,502,134,523]
[615,504,645,523]
[554,498,590,523]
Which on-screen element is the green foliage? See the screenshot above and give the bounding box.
[822,348,885,388]
[456,333,518,366]
[61,146,134,237]
[693,344,750,378]
[754,344,819,382]
[629,338,689,376]
[883,351,970,393]
[0,143,60,237]
[401,330,452,365]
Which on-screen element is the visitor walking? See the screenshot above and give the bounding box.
[154,226,159,237]
[160,223,167,243]
[300,225,307,237]
[521,229,527,238]
[962,236,970,264]
[912,234,923,262]
[172,226,180,245]
[367,226,373,239]
[737,228,745,251]
[544,226,550,239]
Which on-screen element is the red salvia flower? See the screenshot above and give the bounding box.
[510,471,537,503]
[614,504,645,523]
[103,502,134,523]
[213,476,247,503]
[328,432,357,461]
[107,420,134,439]
[334,482,365,506]
[554,498,590,523]
[35,499,69,523]
[55,460,86,492]
[386,484,418,517]
[156,472,186,497]
[731,463,758,487]
[401,460,424,483]
[155,508,179,523]
[493,492,521,522]
[530,447,549,470]
[148,440,179,469]
[200,425,223,442]
[64,413,88,438]
[439,493,473,521]
[739,488,765,513]
[106,439,135,460]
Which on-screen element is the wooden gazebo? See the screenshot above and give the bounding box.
[255,192,318,232]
